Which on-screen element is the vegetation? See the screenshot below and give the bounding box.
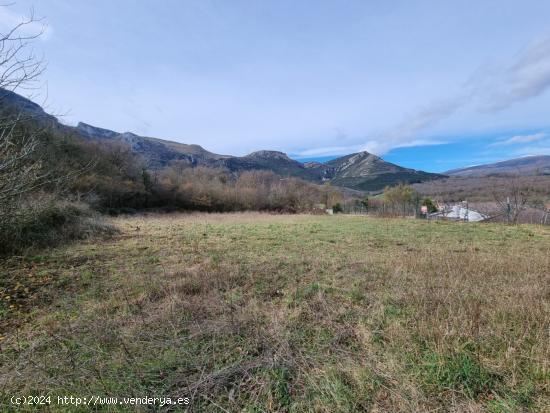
[421,197,438,213]
[1,9,548,412]
[0,18,339,254]
[0,11,117,255]
[0,194,116,256]
[0,107,343,254]
[1,214,548,411]
[413,175,550,224]
[413,175,550,204]
[155,166,342,213]
[352,183,420,217]
[0,7,345,256]
[384,183,416,204]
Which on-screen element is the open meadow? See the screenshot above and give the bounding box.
[1,213,549,412]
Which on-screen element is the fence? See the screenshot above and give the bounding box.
[339,200,421,218]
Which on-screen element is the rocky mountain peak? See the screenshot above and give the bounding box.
[352,151,380,161]
[245,150,292,160]
[77,122,119,139]
[120,131,139,139]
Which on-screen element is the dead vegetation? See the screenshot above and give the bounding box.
[0,214,549,411]
[413,175,550,204]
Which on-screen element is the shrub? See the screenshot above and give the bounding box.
[422,197,438,213]
[0,194,117,255]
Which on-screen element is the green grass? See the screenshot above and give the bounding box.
[1,213,549,411]
[418,346,499,398]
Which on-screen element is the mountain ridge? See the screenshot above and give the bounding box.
[72,120,444,190]
[1,88,445,191]
[446,155,550,177]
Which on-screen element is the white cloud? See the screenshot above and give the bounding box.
[343,35,550,157]
[293,138,447,158]
[480,37,550,111]
[294,144,364,158]
[490,132,546,147]
[509,132,550,156]
[387,97,466,142]
[360,137,448,156]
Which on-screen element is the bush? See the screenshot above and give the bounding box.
[0,195,117,255]
[422,197,438,213]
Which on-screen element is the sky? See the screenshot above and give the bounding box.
[2,1,550,172]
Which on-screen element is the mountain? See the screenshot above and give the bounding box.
[75,122,228,168]
[1,88,444,191]
[73,120,444,190]
[446,155,550,177]
[77,123,443,191]
[0,89,57,125]
[319,152,443,191]
[78,122,444,189]
[215,150,324,181]
[76,122,120,140]
[76,123,319,178]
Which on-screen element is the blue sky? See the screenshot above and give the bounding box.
[2,1,550,172]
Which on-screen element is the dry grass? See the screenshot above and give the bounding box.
[1,213,549,412]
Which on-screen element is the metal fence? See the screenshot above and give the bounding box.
[339,200,420,218]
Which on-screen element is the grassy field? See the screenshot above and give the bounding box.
[1,213,549,412]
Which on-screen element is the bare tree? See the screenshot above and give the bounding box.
[543,204,550,226]
[0,7,48,226]
[528,194,550,225]
[491,175,532,224]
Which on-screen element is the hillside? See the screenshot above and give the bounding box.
[0,89,56,122]
[1,88,444,190]
[446,155,550,177]
[76,122,228,169]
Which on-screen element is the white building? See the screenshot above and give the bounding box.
[430,204,486,222]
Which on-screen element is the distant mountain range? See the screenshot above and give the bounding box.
[446,155,550,177]
[76,121,444,190]
[1,88,444,191]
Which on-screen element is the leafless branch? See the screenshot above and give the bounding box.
[0,6,49,225]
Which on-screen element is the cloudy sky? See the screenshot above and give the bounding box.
[2,0,550,171]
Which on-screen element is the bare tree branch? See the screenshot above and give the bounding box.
[491,174,532,224]
[0,6,48,224]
